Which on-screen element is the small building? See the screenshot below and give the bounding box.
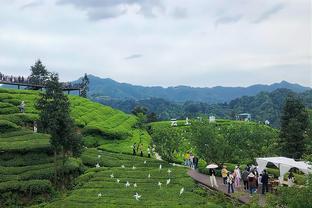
[236,113,251,121]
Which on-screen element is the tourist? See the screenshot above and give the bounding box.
[132,143,136,155]
[234,165,241,187]
[248,172,257,196]
[184,152,190,166]
[227,172,234,194]
[19,101,25,113]
[209,168,218,188]
[221,165,228,185]
[246,164,251,172]
[241,168,249,191]
[288,171,295,187]
[189,153,194,168]
[147,146,151,158]
[139,143,143,157]
[193,156,199,169]
[261,170,269,194]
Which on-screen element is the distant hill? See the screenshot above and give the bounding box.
[84,75,311,103]
[97,89,312,128]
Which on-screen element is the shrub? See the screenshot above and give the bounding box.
[0,120,20,133]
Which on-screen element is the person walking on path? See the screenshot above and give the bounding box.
[147,146,151,158]
[227,172,235,194]
[189,153,194,168]
[209,168,218,188]
[221,166,228,185]
[261,170,269,194]
[234,165,241,187]
[132,143,137,155]
[248,172,257,197]
[139,143,144,157]
[193,156,199,170]
[241,168,249,191]
[19,101,25,113]
[288,171,295,187]
[184,152,190,166]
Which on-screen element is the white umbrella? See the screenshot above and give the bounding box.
[206,164,218,169]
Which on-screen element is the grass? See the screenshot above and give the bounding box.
[42,149,222,208]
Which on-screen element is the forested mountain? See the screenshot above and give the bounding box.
[95,89,312,128]
[85,75,310,103]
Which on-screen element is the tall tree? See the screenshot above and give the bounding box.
[191,122,230,164]
[36,73,82,185]
[279,95,309,159]
[29,60,49,86]
[80,73,89,98]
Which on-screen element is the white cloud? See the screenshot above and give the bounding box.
[0,0,311,87]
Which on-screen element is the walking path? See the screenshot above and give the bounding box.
[188,169,266,206]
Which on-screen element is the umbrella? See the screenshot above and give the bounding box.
[206,164,218,169]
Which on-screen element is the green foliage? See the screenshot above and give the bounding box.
[152,126,186,162]
[279,95,309,159]
[36,73,82,157]
[80,73,89,98]
[0,120,20,133]
[267,174,312,208]
[28,60,49,85]
[44,149,222,208]
[191,122,229,164]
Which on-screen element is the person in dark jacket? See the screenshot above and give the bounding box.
[193,156,199,169]
[261,170,269,194]
[241,168,249,190]
[132,143,136,155]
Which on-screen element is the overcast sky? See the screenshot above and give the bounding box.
[0,0,311,87]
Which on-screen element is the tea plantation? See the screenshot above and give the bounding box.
[0,88,224,207]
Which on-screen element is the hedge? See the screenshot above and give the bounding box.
[0,120,20,133]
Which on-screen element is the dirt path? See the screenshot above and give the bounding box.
[188,169,266,206]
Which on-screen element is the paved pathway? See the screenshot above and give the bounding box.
[188,169,266,206]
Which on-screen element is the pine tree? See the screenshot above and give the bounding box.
[80,73,89,98]
[279,95,309,159]
[36,73,82,185]
[29,60,49,86]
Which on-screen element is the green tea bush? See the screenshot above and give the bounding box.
[0,120,20,133]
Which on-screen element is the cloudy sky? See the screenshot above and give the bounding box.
[0,0,311,87]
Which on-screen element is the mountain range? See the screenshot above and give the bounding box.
[85,75,311,103]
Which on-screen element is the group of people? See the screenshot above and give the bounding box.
[0,73,81,89]
[219,164,272,196]
[0,73,29,84]
[132,143,154,158]
[184,152,199,169]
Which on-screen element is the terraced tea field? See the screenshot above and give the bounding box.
[43,149,221,208]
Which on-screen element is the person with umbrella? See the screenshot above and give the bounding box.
[207,164,218,188]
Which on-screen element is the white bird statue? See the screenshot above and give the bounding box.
[158,181,162,188]
[148,174,151,179]
[133,183,137,188]
[110,173,114,178]
[116,179,120,183]
[134,192,141,201]
[144,160,147,164]
[98,193,102,197]
[166,179,171,185]
[132,166,136,170]
[95,163,100,168]
[167,169,172,174]
[98,155,101,158]
[159,164,162,170]
[180,187,184,195]
[125,181,130,187]
[121,165,125,168]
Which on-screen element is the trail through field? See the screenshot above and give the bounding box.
[188,169,266,207]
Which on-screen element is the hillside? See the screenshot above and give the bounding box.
[98,89,312,127]
[0,88,228,208]
[83,75,310,103]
